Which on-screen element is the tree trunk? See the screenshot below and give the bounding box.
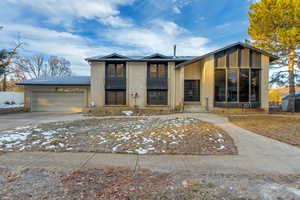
[3,72,6,91]
[287,50,296,112]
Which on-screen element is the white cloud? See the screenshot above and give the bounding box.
[0,24,135,75]
[103,20,213,56]
[4,0,135,28]
[173,6,181,14]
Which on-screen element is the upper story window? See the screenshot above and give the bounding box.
[107,63,125,78]
[148,63,167,78]
[250,50,261,68]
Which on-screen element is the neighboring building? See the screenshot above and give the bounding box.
[282,92,300,112]
[17,42,277,112]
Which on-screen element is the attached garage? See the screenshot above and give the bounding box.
[31,90,85,112]
[17,76,91,113]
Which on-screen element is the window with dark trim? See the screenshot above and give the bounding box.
[251,69,260,102]
[105,62,126,105]
[147,62,168,105]
[227,69,238,102]
[239,69,250,102]
[105,90,126,105]
[184,80,200,101]
[214,47,262,107]
[214,69,226,102]
[147,90,168,105]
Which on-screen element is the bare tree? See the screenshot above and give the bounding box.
[0,39,25,91]
[16,54,72,79]
[44,56,72,77]
[15,54,45,79]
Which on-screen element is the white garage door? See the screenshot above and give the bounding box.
[31,91,85,112]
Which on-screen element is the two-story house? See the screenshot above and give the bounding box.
[18,42,277,112]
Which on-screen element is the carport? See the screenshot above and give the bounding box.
[17,76,91,112]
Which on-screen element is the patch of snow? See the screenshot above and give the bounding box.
[135,147,148,154]
[46,145,56,150]
[112,144,122,152]
[0,104,24,109]
[287,187,300,196]
[15,126,31,130]
[33,128,43,132]
[217,138,225,143]
[0,132,31,143]
[32,140,41,145]
[41,130,57,136]
[122,110,133,116]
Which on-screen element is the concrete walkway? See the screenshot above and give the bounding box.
[1,113,300,175]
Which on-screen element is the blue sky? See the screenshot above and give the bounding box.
[0,0,256,75]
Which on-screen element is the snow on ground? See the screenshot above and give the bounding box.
[0,117,234,155]
[0,104,24,109]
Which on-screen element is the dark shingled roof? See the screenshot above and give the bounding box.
[16,76,90,86]
[85,53,196,62]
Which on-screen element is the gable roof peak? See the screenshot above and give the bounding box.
[143,53,172,59]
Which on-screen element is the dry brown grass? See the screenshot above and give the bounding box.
[229,116,300,148]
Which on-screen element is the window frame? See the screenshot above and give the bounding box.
[105,90,126,105]
[147,62,168,105]
[214,47,262,107]
[105,62,127,106]
[147,90,168,105]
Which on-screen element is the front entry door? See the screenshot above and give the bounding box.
[184,80,200,101]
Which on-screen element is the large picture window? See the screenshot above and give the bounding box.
[251,69,260,102]
[214,69,226,102]
[239,69,250,102]
[214,47,261,107]
[227,69,238,102]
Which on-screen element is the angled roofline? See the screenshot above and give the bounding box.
[175,42,279,68]
[85,54,195,62]
[142,53,172,59]
[85,53,130,62]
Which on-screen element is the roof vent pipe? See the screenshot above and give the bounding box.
[173,45,177,58]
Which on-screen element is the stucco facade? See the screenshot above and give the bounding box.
[19,42,276,113]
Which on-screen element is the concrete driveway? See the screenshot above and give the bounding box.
[0,112,86,131]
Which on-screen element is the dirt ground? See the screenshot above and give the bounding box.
[229,116,300,148]
[0,167,299,200]
[0,117,237,155]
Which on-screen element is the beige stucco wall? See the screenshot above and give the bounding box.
[184,62,201,80]
[175,66,184,110]
[23,85,90,110]
[127,62,147,108]
[261,55,270,111]
[90,62,105,107]
[200,56,215,110]
[168,62,176,109]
